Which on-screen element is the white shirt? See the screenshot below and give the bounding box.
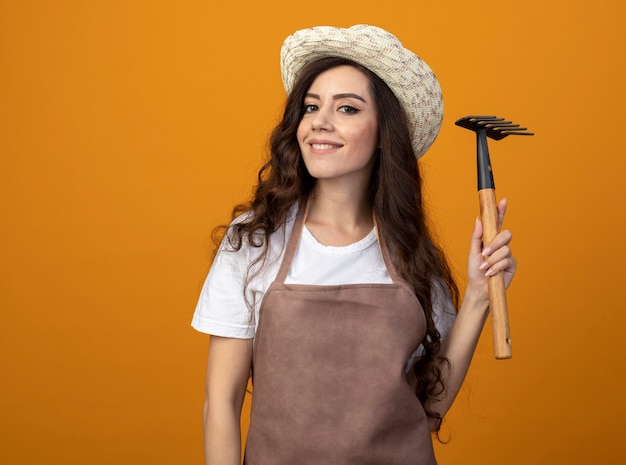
[191,209,457,364]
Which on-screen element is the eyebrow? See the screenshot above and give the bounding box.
[305,92,368,103]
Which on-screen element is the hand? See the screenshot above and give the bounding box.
[466,198,517,303]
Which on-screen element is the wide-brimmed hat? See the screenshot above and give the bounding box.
[280,24,443,158]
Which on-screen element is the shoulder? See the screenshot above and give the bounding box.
[216,203,300,273]
[222,203,300,249]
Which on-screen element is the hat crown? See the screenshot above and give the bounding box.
[280,24,443,158]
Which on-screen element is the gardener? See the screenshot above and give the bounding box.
[192,24,516,465]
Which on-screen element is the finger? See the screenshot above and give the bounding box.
[485,256,517,278]
[480,244,512,269]
[482,229,513,257]
[481,243,515,274]
[497,197,508,230]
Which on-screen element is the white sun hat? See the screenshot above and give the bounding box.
[280,24,443,158]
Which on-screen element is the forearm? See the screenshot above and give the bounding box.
[425,289,489,423]
[423,202,516,429]
[203,398,243,465]
[202,336,252,465]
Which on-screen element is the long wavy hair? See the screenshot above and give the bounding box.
[215,56,459,429]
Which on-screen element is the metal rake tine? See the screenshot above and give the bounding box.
[455,116,501,132]
[500,129,534,136]
[486,124,532,137]
[487,123,533,135]
[474,118,506,126]
[485,123,519,130]
[483,120,515,126]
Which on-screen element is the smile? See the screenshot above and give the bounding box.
[310,143,341,150]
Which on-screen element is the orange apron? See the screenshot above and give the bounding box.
[245,203,436,464]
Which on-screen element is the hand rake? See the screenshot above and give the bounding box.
[455,116,534,359]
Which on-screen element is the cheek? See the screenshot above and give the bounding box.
[360,124,379,150]
[296,124,306,151]
[296,119,306,140]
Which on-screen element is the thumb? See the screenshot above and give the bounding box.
[470,217,484,258]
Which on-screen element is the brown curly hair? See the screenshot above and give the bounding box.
[216,56,459,429]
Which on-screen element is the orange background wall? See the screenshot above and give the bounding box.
[1,1,625,464]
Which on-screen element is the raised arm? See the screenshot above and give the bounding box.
[426,198,516,429]
[203,335,253,465]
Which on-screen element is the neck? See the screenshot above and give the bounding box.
[305,183,373,246]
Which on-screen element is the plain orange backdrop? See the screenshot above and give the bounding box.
[1,1,625,464]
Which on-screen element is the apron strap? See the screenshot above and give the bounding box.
[373,214,404,284]
[274,199,309,284]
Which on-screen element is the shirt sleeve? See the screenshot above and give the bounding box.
[191,232,256,339]
[191,207,297,339]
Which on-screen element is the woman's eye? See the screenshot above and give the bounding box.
[303,104,318,113]
[338,105,359,114]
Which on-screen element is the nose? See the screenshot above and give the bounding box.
[310,106,333,131]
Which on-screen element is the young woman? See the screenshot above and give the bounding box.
[192,25,516,465]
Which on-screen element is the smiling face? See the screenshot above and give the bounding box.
[296,65,379,191]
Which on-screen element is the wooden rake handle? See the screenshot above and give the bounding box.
[479,188,512,359]
[455,114,533,359]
